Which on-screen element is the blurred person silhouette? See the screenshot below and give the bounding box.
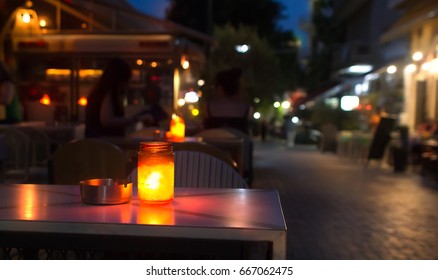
[140,81,169,127]
[0,62,23,124]
[260,119,268,141]
[85,57,139,137]
[202,67,250,134]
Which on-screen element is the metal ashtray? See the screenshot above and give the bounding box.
[80,178,132,205]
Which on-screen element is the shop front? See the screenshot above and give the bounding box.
[1,0,209,124]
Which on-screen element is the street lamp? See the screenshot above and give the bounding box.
[235,44,250,53]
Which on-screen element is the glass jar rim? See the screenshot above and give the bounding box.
[139,141,173,152]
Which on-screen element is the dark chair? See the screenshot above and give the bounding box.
[50,138,128,184]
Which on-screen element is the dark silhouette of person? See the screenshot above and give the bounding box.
[0,62,23,123]
[202,67,250,134]
[85,57,137,137]
[140,82,169,127]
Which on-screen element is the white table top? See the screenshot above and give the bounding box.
[0,184,287,259]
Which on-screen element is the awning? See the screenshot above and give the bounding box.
[311,83,343,103]
[381,5,438,43]
[297,81,342,108]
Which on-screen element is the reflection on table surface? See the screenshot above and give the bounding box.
[0,184,286,259]
[0,184,284,228]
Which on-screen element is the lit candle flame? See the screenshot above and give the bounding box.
[170,114,185,139]
[77,96,88,106]
[145,172,162,190]
[40,94,51,105]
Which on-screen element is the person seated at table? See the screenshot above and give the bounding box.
[139,81,169,127]
[85,57,146,137]
[202,67,251,134]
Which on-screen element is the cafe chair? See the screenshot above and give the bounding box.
[175,149,248,188]
[0,126,30,183]
[196,128,253,186]
[128,148,248,189]
[50,138,128,185]
[173,142,238,170]
[15,126,51,183]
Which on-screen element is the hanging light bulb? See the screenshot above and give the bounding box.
[39,94,50,105]
[180,55,189,69]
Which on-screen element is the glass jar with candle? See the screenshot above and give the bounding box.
[137,141,174,204]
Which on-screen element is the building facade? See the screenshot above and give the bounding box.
[382,0,438,132]
[0,0,210,123]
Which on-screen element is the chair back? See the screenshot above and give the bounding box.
[0,126,29,182]
[173,141,237,169]
[174,150,248,188]
[51,138,128,184]
[195,128,253,185]
[128,146,248,189]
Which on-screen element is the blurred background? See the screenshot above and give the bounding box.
[0,0,435,144]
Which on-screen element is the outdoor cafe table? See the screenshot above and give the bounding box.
[0,184,286,259]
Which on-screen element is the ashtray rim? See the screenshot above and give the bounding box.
[80,178,132,205]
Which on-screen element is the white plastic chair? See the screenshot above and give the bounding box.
[196,128,253,185]
[128,149,248,189]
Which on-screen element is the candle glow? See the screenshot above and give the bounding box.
[40,94,51,105]
[170,114,185,139]
[137,142,174,204]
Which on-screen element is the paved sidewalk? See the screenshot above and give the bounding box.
[251,139,438,259]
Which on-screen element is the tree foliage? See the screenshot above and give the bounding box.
[167,0,303,96]
[204,25,280,109]
[305,0,344,92]
[166,0,284,46]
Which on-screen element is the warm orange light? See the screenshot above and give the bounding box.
[77,96,88,106]
[138,204,175,225]
[39,19,47,27]
[170,114,185,139]
[137,142,174,204]
[180,55,189,69]
[39,94,51,105]
[151,61,158,68]
[191,108,199,116]
[22,12,31,23]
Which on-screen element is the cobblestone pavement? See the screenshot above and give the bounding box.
[251,139,438,260]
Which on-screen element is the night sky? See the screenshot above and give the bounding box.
[128,0,310,53]
[127,0,310,46]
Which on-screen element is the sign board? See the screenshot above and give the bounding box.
[367,116,396,161]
